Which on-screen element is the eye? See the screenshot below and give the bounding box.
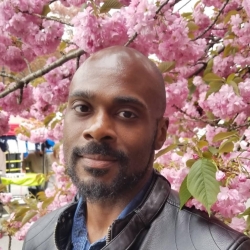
[73,104,90,113]
[118,111,137,119]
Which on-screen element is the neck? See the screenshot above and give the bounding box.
[85,169,153,243]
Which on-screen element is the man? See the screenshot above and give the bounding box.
[23,46,250,250]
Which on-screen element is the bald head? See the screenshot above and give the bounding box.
[72,46,166,118]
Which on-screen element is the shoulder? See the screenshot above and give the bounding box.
[22,202,77,250]
[159,188,250,249]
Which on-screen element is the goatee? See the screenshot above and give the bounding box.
[65,141,149,202]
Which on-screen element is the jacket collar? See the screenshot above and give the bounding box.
[102,173,171,249]
[54,172,171,250]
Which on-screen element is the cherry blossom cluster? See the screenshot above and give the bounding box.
[0,0,64,72]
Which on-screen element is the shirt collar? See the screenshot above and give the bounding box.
[72,173,153,249]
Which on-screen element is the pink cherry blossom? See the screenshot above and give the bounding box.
[202,84,247,119]
[229,218,247,233]
[213,55,235,77]
[0,110,9,136]
[0,193,12,204]
[216,171,226,181]
[212,186,246,218]
[242,0,250,18]
[164,79,189,116]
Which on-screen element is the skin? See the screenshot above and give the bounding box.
[63,46,168,243]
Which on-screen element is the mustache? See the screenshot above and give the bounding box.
[71,141,128,163]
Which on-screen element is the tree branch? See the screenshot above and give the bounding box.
[175,0,193,12]
[192,0,230,41]
[172,104,224,127]
[156,0,170,15]
[188,44,224,78]
[0,49,86,98]
[22,12,73,26]
[0,72,20,82]
[173,104,250,131]
[124,33,138,47]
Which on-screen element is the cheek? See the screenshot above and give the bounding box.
[63,116,83,142]
[123,133,154,160]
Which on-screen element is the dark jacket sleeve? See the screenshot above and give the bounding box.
[236,238,250,250]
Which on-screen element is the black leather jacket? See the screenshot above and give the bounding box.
[23,173,250,250]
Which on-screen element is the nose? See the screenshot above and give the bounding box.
[83,111,116,142]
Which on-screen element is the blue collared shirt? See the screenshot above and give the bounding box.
[71,177,152,250]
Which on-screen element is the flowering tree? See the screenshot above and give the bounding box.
[1,0,250,244]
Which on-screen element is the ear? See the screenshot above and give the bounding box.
[154,117,169,150]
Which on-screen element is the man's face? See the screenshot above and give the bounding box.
[63,52,166,202]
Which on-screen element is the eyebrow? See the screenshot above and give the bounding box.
[113,96,146,109]
[69,90,94,99]
[69,91,146,109]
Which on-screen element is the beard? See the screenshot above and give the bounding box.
[65,141,153,203]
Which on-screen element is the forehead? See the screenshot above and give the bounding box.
[70,53,158,99]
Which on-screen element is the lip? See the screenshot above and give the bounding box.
[82,155,117,169]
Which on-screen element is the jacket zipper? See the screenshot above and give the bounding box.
[106,225,112,245]
[104,221,115,248]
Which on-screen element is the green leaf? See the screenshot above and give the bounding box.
[203,73,224,83]
[225,33,236,40]
[0,184,7,192]
[179,176,192,208]
[153,162,164,172]
[226,73,235,83]
[204,59,213,75]
[202,151,213,159]
[44,113,56,127]
[187,21,199,31]
[50,119,59,129]
[239,207,250,217]
[154,144,176,160]
[218,140,234,153]
[15,125,31,138]
[205,81,224,98]
[181,12,192,19]
[187,158,220,215]
[176,151,184,156]
[197,140,208,149]
[36,191,47,201]
[223,45,239,57]
[158,61,176,73]
[206,111,215,120]
[228,81,240,96]
[100,0,123,13]
[164,74,174,83]
[42,196,54,209]
[59,41,67,51]
[246,215,250,230]
[188,77,196,96]
[22,197,39,210]
[194,0,201,8]
[31,77,45,87]
[212,131,238,142]
[42,4,51,16]
[186,159,196,168]
[208,146,218,155]
[224,10,238,24]
[21,210,37,226]
[223,45,232,57]
[234,77,243,84]
[14,207,30,221]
